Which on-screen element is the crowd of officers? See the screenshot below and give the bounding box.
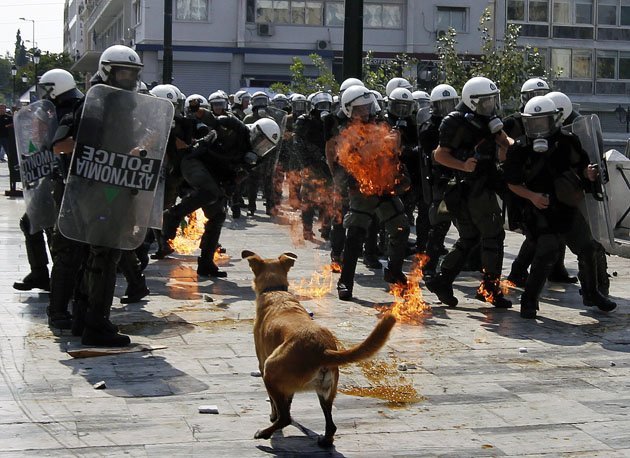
[11,44,617,348]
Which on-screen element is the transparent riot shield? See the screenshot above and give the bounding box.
[416,106,431,127]
[571,114,616,252]
[58,85,174,249]
[148,164,167,230]
[261,105,288,175]
[14,100,58,234]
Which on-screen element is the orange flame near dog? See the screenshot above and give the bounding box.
[378,253,431,324]
[290,264,340,298]
[336,121,403,196]
[476,270,511,305]
[171,210,205,255]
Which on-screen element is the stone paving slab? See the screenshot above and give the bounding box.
[1,162,630,456]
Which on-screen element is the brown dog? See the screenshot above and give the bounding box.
[242,250,397,447]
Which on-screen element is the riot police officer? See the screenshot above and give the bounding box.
[503,96,616,318]
[426,76,512,308]
[231,90,251,121]
[418,84,459,277]
[331,85,410,300]
[293,91,334,240]
[243,91,271,215]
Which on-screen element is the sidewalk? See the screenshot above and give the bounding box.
[1,162,629,457]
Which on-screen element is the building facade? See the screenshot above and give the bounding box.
[65,0,630,136]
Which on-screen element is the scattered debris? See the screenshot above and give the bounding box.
[610,361,616,367]
[93,381,106,390]
[397,363,408,371]
[198,405,219,414]
[250,370,262,377]
[518,347,528,353]
[204,294,214,302]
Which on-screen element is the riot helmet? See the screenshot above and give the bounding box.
[251,91,270,109]
[462,77,501,117]
[150,84,179,107]
[248,117,281,161]
[234,90,251,108]
[341,85,376,120]
[289,93,308,117]
[184,94,208,116]
[430,84,459,117]
[545,91,573,124]
[520,77,550,105]
[37,68,83,102]
[208,91,229,115]
[271,93,290,111]
[97,45,143,91]
[388,87,414,119]
[522,96,561,152]
[165,84,185,114]
[138,81,149,94]
[412,90,430,110]
[339,77,364,97]
[310,91,333,114]
[385,77,413,97]
[371,90,385,111]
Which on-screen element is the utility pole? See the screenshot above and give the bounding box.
[163,0,173,84]
[342,0,364,80]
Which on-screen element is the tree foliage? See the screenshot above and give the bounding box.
[362,51,418,94]
[271,53,339,95]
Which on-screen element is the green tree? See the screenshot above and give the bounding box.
[362,51,419,94]
[435,28,471,94]
[271,53,339,95]
[14,30,28,68]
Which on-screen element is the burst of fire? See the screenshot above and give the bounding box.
[336,121,403,196]
[377,253,432,324]
[214,247,230,265]
[290,263,339,298]
[171,209,206,255]
[476,271,511,304]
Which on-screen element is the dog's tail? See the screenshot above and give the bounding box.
[322,314,396,366]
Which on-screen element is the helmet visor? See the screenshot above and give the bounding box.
[522,114,556,139]
[251,95,269,108]
[472,94,500,117]
[432,98,458,117]
[110,67,141,91]
[313,100,332,112]
[250,127,276,158]
[521,89,549,104]
[416,100,430,110]
[210,100,227,113]
[292,100,308,113]
[273,99,289,109]
[389,100,414,118]
[37,83,55,100]
[351,101,376,119]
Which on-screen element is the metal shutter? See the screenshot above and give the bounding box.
[170,61,231,97]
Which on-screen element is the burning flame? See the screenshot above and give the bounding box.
[378,253,431,324]
[476,270,511,304]
[290,263,339,298]
[171,209,206,255]
[336,121,403,196]
[214,246,230,265]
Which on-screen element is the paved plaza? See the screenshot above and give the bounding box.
[1,162,630,457]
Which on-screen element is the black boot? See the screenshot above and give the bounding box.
[71,295,87,337]
[197,250,227,278]
[507,238,535,287]
[120,275,150,304]
[425,270,458,307]
[336,281,353,301]
[81,310,130,347]
[475,273,512,308]
[161,208,182,240]
[595,244,610,296]
[383,267,407,285]
[337,227,366,301]
[547,245,577,283]
[579,256,616,312]
[13,268,50,291]
[119,251,150,303]
[520,295,539,319]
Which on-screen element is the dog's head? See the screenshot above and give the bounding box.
[241,250,298,295]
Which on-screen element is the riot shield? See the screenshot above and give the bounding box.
[260,106,288,171]
[148,164,167,230]
[14,100,58,234]
[602,149,630,257]
[571,115,616,252]
[58,85,174,250]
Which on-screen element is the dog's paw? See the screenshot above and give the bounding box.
[254,429,272,440]
[317,435,334,448]
[269,413,277,422]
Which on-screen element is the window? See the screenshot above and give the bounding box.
[255,0,323,24]
[325,2,344,25]
[597,51,616,78]
[622,0,630,25]
[436,7,467,32]
[552,48,593,78]
[598,0,617,25]
[176,0,208,21]
[553,0,593,24]
[133,0,142,26]
[620,52,630,78]
[508,0,548,22]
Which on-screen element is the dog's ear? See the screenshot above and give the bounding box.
[241,250,257,259]
[242,250,264,274]
[278,252,297,271]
